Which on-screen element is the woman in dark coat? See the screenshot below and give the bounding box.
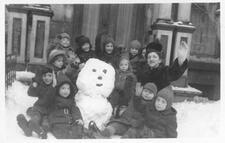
[136,40,189,91]
[48,73,83,139]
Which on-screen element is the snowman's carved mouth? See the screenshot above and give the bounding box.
[96,84,103,87]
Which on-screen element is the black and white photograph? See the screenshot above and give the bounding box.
[2,0,223,142]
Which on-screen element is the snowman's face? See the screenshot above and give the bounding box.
[76,58,115,97]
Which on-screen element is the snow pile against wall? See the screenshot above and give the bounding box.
[5,80,220,139]
[174,101,220,137]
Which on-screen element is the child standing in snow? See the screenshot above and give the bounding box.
[16,66,55,139]
[109,54,136,117]
[48,73,84,139]
[128,40,145,75]
[94,82,157,138]
[75,35,96,63]
[100,36,120,68]
[123,86,177,138]
[137,40,189,91]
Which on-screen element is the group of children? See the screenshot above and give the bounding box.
[16,32,189,139]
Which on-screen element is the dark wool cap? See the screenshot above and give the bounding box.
[130,40,141,50]
[75,35,91,47]
[40,65,53,75]
[157,86,174,110]
[103,36,115,47]
[145,40,163,58]
[143,82,158,97]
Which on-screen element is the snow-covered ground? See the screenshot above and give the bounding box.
[5,72,220,140]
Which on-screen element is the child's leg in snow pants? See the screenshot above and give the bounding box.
[26,107,46,137]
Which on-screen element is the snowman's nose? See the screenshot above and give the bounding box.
[98,76,102,80]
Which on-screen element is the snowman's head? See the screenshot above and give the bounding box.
[76,58,115,98]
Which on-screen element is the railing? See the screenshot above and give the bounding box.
[5,54,17,89]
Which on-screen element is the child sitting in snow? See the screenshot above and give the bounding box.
[128,40,145,75]
[123,86,177,138]
[16,65,55,139]
[100,36,120,68]
[48,73,84,139]
[92,82,157,138]
[136,40,189,91]
[109,54,137,117]
[75,35,96,63]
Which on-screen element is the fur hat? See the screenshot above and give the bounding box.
[130,40,141,50]
[75,35,91,48]
[145,39,163,58]
[57,32,71,40]
[48,49,66,64]
[143,82,158,97]
[157,86,174,110]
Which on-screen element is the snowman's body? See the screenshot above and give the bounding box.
[75,58,115,130]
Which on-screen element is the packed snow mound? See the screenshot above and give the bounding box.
[16,71,35,83]
[173,101,220,137]
[5,79,220,139]
[75,58,115,130]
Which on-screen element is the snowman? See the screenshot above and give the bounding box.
[75,58,115,130]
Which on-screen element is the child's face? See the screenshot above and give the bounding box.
[59,83,70,98]
[147,52,161,68]
[81,43,90,52]
[119,59,129,72]
[105,43,114,54]
[42,73,53,85]
[141,89,154,100]
[155,96,167,111]
[60,37,70,48]
[130,47,139,56]
[142,49,146,58]
[53,56,64,68]
[67,51,76,64]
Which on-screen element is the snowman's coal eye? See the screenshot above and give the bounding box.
[103,69,107,74]
[92,69,97,72]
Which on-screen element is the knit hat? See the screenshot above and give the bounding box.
[57,32,71,40]
[48,49,66,64]
[56,72,75,99]
[143,82,158,97]
[75,35,91,48]
[40,65,53,75]
[130,40,141,50]
[157,86,174,110]
[145,39,163,58]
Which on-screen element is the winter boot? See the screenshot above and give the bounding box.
[100,126,116,137]
[16,114,32,137]
[28,121,47,139]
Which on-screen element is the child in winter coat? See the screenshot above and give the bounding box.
[47,32,75,58]
[128,40,145,75]
[48,73,83,139]
[97,82,157,138]
[109,54,137,117]
[75,35,96,63]
[48,49,66,73]
[124,86,177,138]
[136,40,189,91]
[16,66,55,139]
[100,36,120,68]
